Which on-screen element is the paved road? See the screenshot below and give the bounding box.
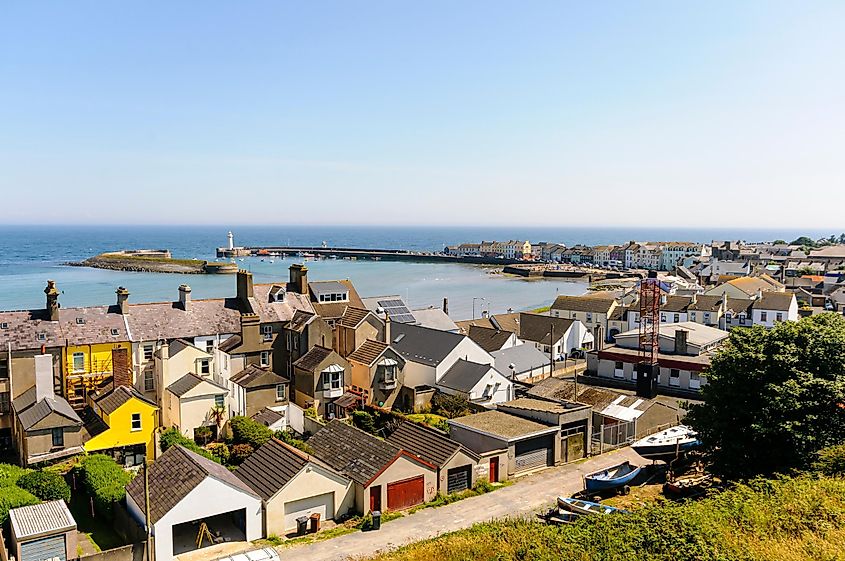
[279,447,641,561]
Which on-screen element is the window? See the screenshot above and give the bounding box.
[669,369,681,387]
[262,325,273,341]
[37,332,46,341]
[586,312,593,322]
[197,359,210,375]
[142,370,155,392]
[131,413,142,431]
[76,317,85,325]
[0,359,8,380]
[614,361,624,378]
[214,394,225,408]
[206,340,214,353]
[690,371,701,390]
[322,370,343,391]
[51,428,64,447]
[0,392,10,415]
[776,312,783,322]
[704,312,711,322]
[674,314,680,323]
[660,314,666,322]
[72,352,85,373]
[275,384,286,401]
[143,345,154,361]
[690,312,696,321]
[761,311,768,322]
[383,365,396,383]
[260,351,270,367]
[0,322,7,330]
[110,328,119,336]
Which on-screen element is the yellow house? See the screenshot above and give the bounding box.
[59,305,132,408]
[83,385,159,465]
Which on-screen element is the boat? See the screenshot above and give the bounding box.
[584,461,641,493]
[664,473,713,495]
[632,425,700,462]
[557,497,628,516]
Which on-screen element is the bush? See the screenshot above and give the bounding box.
[206,442,231,464]
[76,455,133,516]
[351,411,377,435]
[229,416,273,449]
[0,464,31,487]
[0,486,39,524]
[813,444,845,477]
[430,393,471,419]
[229,444,254,465]
[194,426,213,445]
[17,471,71,502]
[274,430,314,454]
[160,428,219,463]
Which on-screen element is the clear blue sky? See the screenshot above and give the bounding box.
[1,1,843,227]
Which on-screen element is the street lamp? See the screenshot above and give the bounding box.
[472,297,486,320]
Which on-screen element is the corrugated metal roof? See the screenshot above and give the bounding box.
[10,500,76,540]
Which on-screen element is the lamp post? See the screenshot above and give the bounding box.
[472,297,486,320]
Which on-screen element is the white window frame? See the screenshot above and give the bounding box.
[143,344,154,361]
[130,413,142,432]
[144,370,155,392]
[669,369,681,387]
[275,384,286,401]
[214,394,225,408]
[260,351,270,367]
[197,358,210,375]
[322,370,342,391]
[72,352,85,373]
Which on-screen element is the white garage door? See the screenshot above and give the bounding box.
[283,493,334,531]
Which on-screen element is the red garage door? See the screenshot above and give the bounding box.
[387,475,425,510]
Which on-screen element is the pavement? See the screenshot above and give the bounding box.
[278,446,642,561]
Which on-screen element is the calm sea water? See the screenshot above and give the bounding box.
[0,225,831,319]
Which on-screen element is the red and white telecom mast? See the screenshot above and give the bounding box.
[636,270,661,398]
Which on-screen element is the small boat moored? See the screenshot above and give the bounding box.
[557,497,628,516]
[632,425,700,462]
[584,460,641,493]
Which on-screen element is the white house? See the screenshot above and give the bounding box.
[163,373,229,438]
[518,313,594,359]
[751,292,799,328]
[437,359,513,406]
[126,445,263,561]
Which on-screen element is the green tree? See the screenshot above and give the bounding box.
[686,314,845,480]
[789,236,817,247]
[229,416,273,449]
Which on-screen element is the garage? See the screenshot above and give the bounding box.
[9,500,77,561]
[446,465,471,494]
[20,536,66,561]
[514,435,553,471]
[283,492,335,531]
[387,475,425,510]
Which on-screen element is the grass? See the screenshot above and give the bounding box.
[406,413,449,429]
[273,510,405,548]
[531,305,551,313]
[67,490,125,552]
[408,479,511,514]
[366,475,845,561]
[95,253,206,267]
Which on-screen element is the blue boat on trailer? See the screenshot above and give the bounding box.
[584,460,641,493]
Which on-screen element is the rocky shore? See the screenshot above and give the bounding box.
[67,252,236,274]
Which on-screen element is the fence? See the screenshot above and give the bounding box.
[591,420,636,455]
[81,543,147,561]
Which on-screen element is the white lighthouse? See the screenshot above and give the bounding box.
[227,231,234,251]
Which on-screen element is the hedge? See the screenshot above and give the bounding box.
[0,464,31,487]
[77,455,133,516]
[0,486,40,524]
[17,471,71,502]
[229,416,272,449]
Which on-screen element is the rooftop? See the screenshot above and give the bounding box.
[386,420,479,467]
[551,295,616,314]
[10,500,76,540]
[449,410,556,441]
[307,420,404,485]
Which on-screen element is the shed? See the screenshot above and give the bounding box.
[9,500,77,561]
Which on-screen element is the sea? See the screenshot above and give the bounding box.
[0,225,833,320]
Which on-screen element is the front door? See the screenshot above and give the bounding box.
[369,485,381,513]
[489,457,499,482]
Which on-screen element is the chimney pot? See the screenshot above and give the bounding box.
[179,284,192,311]
[442,297,449,316]
[44,280,60,321]
[116,286,130,315]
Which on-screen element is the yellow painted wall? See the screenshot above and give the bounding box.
[64,342,131,375]
[84,396,159,458]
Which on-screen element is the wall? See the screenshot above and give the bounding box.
[84,398,158,458]
[245,385,286,419]
[264,463,355,533]
[152,477,262,561]
[172,390,222,438]
[473,450,509,482]
[13,528,77,561]
[18,420,84,465]
[448,424,509,455]
[401,361,436,390]
[437,450,479,495]
[81,543,147,561]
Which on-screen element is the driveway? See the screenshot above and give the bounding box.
[280,447,642,561]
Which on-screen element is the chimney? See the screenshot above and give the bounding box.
[116,286,130,315]
[660,293,667,305]
[721,292,728,310]
[385,315,391,344]
[289,264,308,295]
[178,284,192,311]
[34,354,54,402]
[237,270,254,306]
[674,329,688,355]
[111,348,132,390]
[44,280,60,321]
[756,288,763,300]
[442,297,449,316]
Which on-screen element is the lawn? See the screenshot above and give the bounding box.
[68,490,125,552]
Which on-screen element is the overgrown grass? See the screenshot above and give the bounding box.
[408,478,508,513]
[96,253,206,267]
[369,475,845,561]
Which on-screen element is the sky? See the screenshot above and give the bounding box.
[1,1,843,228]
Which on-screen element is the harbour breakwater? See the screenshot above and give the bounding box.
[217,244,527,265]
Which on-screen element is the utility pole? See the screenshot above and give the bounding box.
[550,322,555,373]
[144,461,153,561]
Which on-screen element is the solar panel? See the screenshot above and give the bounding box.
[390,313,417,323]
[378,299,406,308]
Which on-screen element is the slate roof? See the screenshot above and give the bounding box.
[347,339,389,366]
[687,295,724,312]
[126,445,259,524]
[753,292,796,311]
[518,313,575,345]
[167,373,228,397]
[0,309,63,352]
[661,296,693,313]
[449,410,556,441]
[230,364,289,388]
[455,313,521,336]
[409,308,459,332]
[126,298,242,342]
[308,420,404,485]
[59,306,129,346]
[386,420,479,467]
[94,385,156,415]
[725,298,754,314]
[251,407,284,427]
[390,323,465,366]
[249,284,315,324]
[438,359,494,393]
[466,325,514,352]
[10,500,76,540]
[551,295,615,314]
[310,280,364,320]
[292,346,334,372]
[235,438,325,501]
[491,344,549,376]
[12,387,82,431]
[218,334,242,353]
